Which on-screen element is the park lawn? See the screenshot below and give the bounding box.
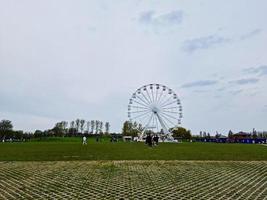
[0,138,266,161]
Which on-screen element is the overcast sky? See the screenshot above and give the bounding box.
[0,0,267,134]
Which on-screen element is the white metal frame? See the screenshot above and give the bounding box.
[128,84,183,141]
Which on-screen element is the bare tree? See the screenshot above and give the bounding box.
[62,121,68,130]
[70,121,75,135]
[99,121,103,134]
[95,120,100,134]
[62,121,68,135]
[91,120,95,134]
[105,122,110,134]
[55,122,63,129]
[75,119,80,133]
[86,121,90,133]
[70,121,74,129]
[80,119,85,134]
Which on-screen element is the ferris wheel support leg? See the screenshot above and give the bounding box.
[155,113,169,135]
[139,127,147,141]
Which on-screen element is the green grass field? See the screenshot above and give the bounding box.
[0,137,266,161]
[1,138,267,199]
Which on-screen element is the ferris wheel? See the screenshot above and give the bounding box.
[128,84,182,138]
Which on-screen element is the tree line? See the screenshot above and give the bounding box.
[121,121,192,139]
[0,119,111,141]
[53,119,111,136]
[0,120,25,141]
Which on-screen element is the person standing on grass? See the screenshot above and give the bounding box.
[146,134,152,147]
[153,135,159,146]
[82,136,87,145]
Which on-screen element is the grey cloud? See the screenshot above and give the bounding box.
[229,89,243,95]
[217,87,226,92]
[247,91,259,97]
[243,65,267,76]
[240,29,262,40]
[182,35,231,53]
[88,26,97,32]
[182,29,261,53]
[139,10,183,26]
[230,78,259,85]
[181,80,218,88]
[139,10,154,23]
[193,89,209,93]
[213,95,222,98]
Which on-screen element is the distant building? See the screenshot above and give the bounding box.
[232,131,251,139]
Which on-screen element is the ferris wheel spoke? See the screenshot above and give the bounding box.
[151,113,155,130]
[139,112,152,126]
[140,91,152,105]
[156,113,171,133]
[160,111,180,121]
[153,113,157,130]
[130,109,150,114]
[157,91,169,105]
[162,117,171,132]
[155,114,159,132]
[150,87,155,103]
[161,100,178,108]
[159,113,177,128]
[153,114,158,132]
[135,95,150,107]
[162,106,180,110]
[155,89,163,103]
[145,88,153,104]
[131,110,151,120]
[132,99,149,108]
[130,105,150,110]
[160,95,174,108]
[162,110,180,114]
[155,86,159,103]
[144,113,153,130]
[157,90,166,104]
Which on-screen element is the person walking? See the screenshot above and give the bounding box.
[82,136,87,145]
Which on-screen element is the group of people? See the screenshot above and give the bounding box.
[82,135,160,146]
[145,134,159,147]
[82,135,103,145]
[82,135,117,145]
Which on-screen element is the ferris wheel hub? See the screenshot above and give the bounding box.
[151,106,159,114]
